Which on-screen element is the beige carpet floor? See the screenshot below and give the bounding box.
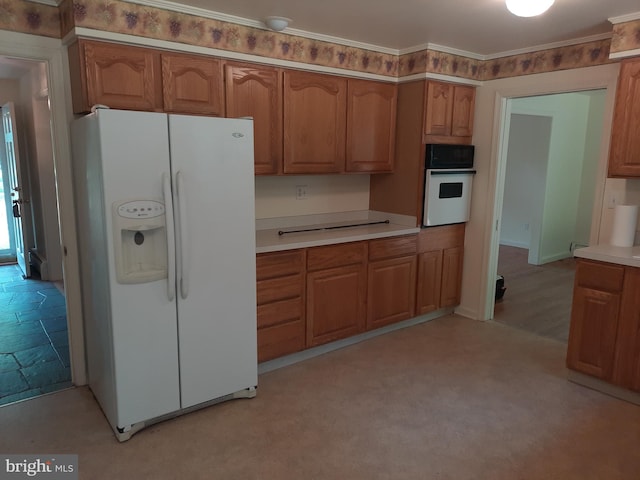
[1,314,639,479]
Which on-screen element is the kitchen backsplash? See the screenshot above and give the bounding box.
[254,174,370,219]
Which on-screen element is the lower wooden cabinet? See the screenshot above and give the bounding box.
[257,227,465,362]
[256,250,306,362]
[367,235,417,330]
[416,224,464,314]
[567,259,640,392]
[306,242,367,347]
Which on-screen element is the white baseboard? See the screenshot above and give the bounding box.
[499,240,529,249]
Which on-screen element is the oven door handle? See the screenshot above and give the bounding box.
[428,169,477,175]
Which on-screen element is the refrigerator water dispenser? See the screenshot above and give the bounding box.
[112,199,168,284]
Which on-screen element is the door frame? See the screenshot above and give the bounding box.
[477,65,620,321]
[0,30,86,385]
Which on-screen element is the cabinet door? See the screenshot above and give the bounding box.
[346,79,397,173]
[451,85,475,138]
[307,264,366,347]
[367,255,416,330]
[608,58,640,177]
[424,81,453,137]
[283,71,347,174]
[225,63,283,175]
[440,246,463,307]
[566,286,621,380]
[77,41,162,113]
[612,267,640,390]
[416,250,443,314]
[162,53,224,115]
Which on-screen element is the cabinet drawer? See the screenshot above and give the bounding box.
[369,235,417,261]
[307,241,367,271]
[256,250,305,280]
[418,224,465,252]
[257,320,305,362]
[257,273,304,305]
[257,297,304,328]
[576,260,624,292]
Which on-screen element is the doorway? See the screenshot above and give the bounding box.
[0,58,71,405]
[490,89,607,342]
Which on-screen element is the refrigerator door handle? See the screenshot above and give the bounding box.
[176,170,190,300]
[162,172,176,302]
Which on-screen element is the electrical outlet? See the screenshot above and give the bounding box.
[295,185,308,200]
[523,223,529,231]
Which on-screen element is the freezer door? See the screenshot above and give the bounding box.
[168,115,257,408]
[93,109,181,428]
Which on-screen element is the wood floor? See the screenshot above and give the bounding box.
[493,245,576,343]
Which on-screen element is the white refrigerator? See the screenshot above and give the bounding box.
[71,108,257,442]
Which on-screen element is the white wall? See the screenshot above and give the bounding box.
[255,174,370,219]
[500,113,552,251]
[457,63,620,321]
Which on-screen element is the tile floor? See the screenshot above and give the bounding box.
[0,264,71,406]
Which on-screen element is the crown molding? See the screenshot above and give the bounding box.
[399,43,484,60]
[608,12,640,24]
[23,0,61,5]
[483,32,612,60]
[609,48,640,59]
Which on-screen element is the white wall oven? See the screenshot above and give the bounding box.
[422,144,476,227]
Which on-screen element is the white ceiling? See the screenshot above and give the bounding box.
[161,0,640,56]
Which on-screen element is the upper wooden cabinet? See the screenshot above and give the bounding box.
[346,79,397,173]
[423,81,475,145]
[161,53,224,116]
[225,63,283,175]
[283,70,347,174]
[608,57,640,177]
[68,40,162,113]
[69,40,224,116]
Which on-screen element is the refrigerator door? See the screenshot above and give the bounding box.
[94,109,181,427]
[168,115,257,408]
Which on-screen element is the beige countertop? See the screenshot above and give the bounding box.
[256,210,419,254]
[574,244,640,268]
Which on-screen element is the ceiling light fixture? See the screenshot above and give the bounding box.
[264,16,291,32]
[505,0,555,17]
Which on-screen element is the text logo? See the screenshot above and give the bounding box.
[1,455,77,479]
